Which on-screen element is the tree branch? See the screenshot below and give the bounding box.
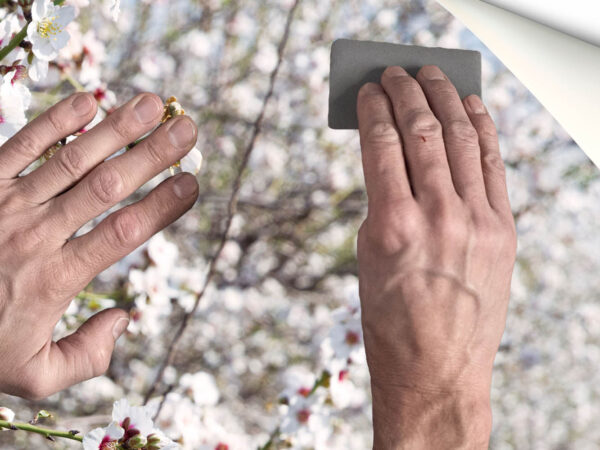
[142,0,303,411]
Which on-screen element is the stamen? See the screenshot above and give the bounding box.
[37,16,61,38]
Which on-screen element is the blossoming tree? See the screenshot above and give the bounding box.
[1,0,599,449]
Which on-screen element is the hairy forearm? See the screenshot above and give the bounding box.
[371,384,492,450]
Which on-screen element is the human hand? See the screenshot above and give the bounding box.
[356,66,516,449]
[0,92,199,400]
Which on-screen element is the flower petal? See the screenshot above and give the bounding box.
[180,148,203,175]
[31,0,48,22]
[50,29,70,51]
[32,38,58,61]
[0,407,15,424]
[82,427,107,450]
[105,421,125,440]
[28,58,48,82]
[56,5,75,27]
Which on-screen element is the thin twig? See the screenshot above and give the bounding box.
[143,0,302,410]
[0,22,28,61]
[0,420,83,442]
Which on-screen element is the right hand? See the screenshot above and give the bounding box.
[356,65,517,448]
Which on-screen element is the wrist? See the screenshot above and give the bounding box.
[371,383,492,450]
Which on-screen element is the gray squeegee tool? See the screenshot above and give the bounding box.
[328,39,482,129]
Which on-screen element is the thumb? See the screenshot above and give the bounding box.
[51,308,129,390]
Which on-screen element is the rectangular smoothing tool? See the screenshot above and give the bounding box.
[328,39,482,129]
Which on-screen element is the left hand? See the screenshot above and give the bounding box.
[0,92,199,400]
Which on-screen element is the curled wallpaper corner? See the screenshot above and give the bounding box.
[481,0,600,47]
[437,0,600,169]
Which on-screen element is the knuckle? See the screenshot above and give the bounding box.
[56,144,86,179]
[429,82,456,96]
[41,256,77,298]
[89,166,123,205]
[387,74,419,93]
[46,105,67,135]
[433,201,469,241]
[65,330,110,378]
[405,110,442,138]
[360,94,389,115]
[482,152,506,174]
[11,131,39,160]
[364,122,400,145]
[478,120,498,139]
[143,135,167,165]
[107,111,132,141]
[364,204,421,253]
[444,119,478,143]
[108,209,143,247]
[90,352,111,376]
[439,217,468,243]
[13,222,47,254]
[78,338,110,377]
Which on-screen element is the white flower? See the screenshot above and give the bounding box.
[180,147,203,175]
[151,393,203,447]
[111,398,154,437]
[321,305,366,365]
[0,407,15,425]
[179,371,220,406]
[27,0,75,61]
[147,232,179,273]
[328,364,366,409]
[129,266,177,308]
[279,394,331,447]
[0,74,31,145]
[82,421,123,450]
[26,56,50,82]
[0,13,26,63]
[83,398,179,449]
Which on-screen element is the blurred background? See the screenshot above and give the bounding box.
[1,0,599,448]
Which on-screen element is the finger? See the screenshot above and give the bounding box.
[50,115,197,236]
[416,66,487,203]
[20,93,164,203]
[46,309,129,392]
[357,82,413,205]
[61,173,198,286]
[380,66,454,199]
[463,95,511,214]
[0,92,97,179]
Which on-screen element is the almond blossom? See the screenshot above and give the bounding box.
[26,0,75,79]
[180,147,203,175]
[83,399,178,450]
[0,73,31,145]
[0,406,15,425]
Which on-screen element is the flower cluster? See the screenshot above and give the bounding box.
[83,399,177,450]
[0,0,201,175]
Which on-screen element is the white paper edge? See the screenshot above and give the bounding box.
[437,0,600,169]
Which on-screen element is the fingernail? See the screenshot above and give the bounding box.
[112,317,129,341]
[72,94,93,115]
[168,117,196,149]
[173,174,198,199]
[421,65,445,80]
[384,66,408,77]
[134,95,161,124]
[465,95,486,114]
